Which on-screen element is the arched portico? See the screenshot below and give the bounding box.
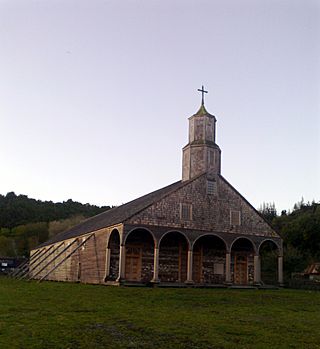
[123,228,155,282]
[105,229,120,281]
[259,239,280,285]
[158,231,189,283]
[230,237,255,285]
[192,234,227,284]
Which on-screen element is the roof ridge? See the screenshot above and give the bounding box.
[35,179,183,248]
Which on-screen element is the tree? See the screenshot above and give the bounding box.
[0,235,16,257]
[258,202,277,223]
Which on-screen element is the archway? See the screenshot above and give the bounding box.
[259,240,279,285]
[124,228,155,282]
[159,231,189,283]
[106,229,120,281]
[192,235,226,284]
[231,238,255,285]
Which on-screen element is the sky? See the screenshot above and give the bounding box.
[0,0,319,213]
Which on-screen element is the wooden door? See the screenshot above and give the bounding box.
[125,246,142,281]
[235,254,247,284]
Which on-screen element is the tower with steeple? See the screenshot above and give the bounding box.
[182,86,221,181]
[28,87,283,288]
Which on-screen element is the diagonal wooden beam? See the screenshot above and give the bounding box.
[22,243,63,280]
[14,247,48,278]
[30,239,79,280]
[11,249,42,277]
[19,245,56,277]
[38,234,94,283]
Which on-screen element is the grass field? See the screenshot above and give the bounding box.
[0,277,320,349]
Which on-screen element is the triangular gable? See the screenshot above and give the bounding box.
[126,173,279,239]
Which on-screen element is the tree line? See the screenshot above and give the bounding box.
[0,192,111,257]
[0,192,319,278]
[259,200,320,278]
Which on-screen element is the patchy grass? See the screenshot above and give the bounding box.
[0,277,320,348]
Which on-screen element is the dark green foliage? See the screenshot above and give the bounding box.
[260,242,278,284]
[0,192,111,257]
[269,201,320,278]
[258,202,277,223]
[0,192,110,228]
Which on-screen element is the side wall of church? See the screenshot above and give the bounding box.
[30,230,108,283]
[126,174,277,238]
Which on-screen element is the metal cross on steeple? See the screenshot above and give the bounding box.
[197,85,208,105]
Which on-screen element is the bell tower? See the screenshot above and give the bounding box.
[182,86,221,181]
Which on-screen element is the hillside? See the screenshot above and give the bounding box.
[0,192,111,257]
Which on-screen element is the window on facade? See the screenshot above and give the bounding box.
[230,210,241,226]
[207,180,217,195]
[180,203,192,221]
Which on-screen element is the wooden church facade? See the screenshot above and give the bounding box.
[28,96,283,286]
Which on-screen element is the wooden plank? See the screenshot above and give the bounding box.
[125,245,142,281]
[235,254,248,284]
[15,248,49,278]
[11,249,42,277]
[38,234,94,282]
[19,245,58,279]
[25,243,63,279]
[30,239,78,280]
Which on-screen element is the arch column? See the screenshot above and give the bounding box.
[254,254,261,284]
[104,247,111,280]
[225,251,231,284]
[186,249,194,284]
[152,246,159,283]
[278,255,284,286]
[116,244,126,282]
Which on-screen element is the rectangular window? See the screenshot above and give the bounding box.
[207,180,217,195]
[180,203,192,221]
[230,210,241,226]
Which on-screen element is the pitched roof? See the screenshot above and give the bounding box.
[37,179,183,248]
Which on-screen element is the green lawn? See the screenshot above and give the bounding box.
[0,277,319,349]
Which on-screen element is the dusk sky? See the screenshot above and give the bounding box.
[0,0,319,213]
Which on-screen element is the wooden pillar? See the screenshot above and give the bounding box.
[104,247,111,281]
[278,255,284,286]
[117,245,126,282]
[254,254,261,284]
[225,252,231,284]
[186,249,194,284]
[152,247,159,283]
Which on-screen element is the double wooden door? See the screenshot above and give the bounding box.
[234,254,248,284]
[125,246,142,281]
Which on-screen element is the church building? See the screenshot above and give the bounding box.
[28,89,283,286]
